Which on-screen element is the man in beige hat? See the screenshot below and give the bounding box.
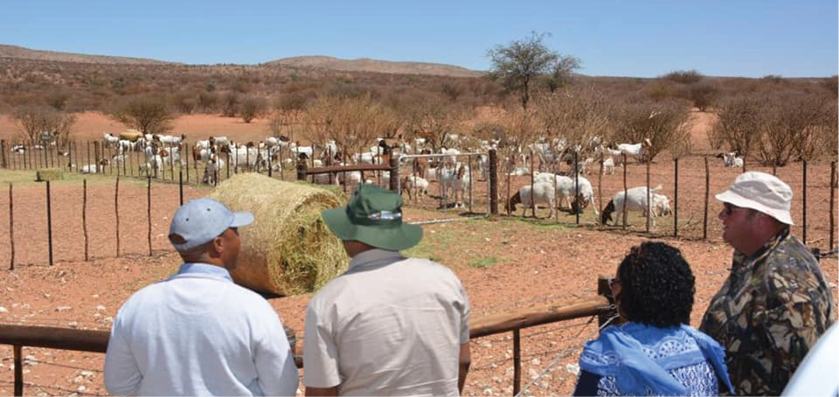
[304,184,471,396]
[700,172,834,396]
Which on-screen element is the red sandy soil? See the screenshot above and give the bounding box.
[0,112,835,396]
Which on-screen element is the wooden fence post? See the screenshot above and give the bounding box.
[13,344,22,396]
[0,140,6,168]
[179,170,184,206]
[389,157,399,192]
[185,144,190,183]
[530,149,535,218]
[802,160,807,245]
[86,141,91,174]
[598,159,603,228]
[674,158,679,238]
[115,177,120,257]
[297,159,308,181]
[83,179,88,261]
[147,175,152,256]
[46,181,53,266]
[622,154,628,228]
[830,161,836,252]
[93,141,101,171]
[513,329,521,396]
[67,141,73,171]
[703,157,709,240]
[574,151,580,225]
[489,149,498,215]
[8,184,14,271]
[645,157,651,233]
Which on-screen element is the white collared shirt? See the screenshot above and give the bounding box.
[104,263,299,396]
[304,250,470,396]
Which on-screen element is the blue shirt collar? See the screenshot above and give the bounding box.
[175,263,234,282]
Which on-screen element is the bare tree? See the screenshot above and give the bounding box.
[240,96,268,123]
[109,96,174,135]
[759,93,833,166]
[535,86,612,154]
[711,94,767,160]
[11,105,77,147]
[407,94,471,152]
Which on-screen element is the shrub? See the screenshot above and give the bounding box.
[612,100,690,161]
[662,70,704,85]
[10,104,77,147]
[240,96,268,123]
[687,82,719,112]
[221,92,240,117]
[710,94,767,159]
[108,95,174,135]
[759,93,834,165]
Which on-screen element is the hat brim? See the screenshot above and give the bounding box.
[715,190,794,225]
[231,211,254,227]
[322,207,423,251]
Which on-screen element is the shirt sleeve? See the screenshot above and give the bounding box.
[103,312,143,396]
[303,300,342,388]
[458,280,471,344]
[254,305,299,397]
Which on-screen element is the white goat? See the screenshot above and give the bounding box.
[506,182,557,218]
[601,186,672,227]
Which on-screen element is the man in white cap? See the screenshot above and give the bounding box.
[304,184,471,396]
[700,172,834,396]
[104,197,299,396]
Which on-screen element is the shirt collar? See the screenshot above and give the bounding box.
[174,263,234,282]
[732,227,790,272]
[348,249,405,271]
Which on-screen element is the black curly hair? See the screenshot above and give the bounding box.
[615,241,695,327]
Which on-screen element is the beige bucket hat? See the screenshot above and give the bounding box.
[715,171,794,225]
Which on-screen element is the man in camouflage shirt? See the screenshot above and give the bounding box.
[700,172,835,396]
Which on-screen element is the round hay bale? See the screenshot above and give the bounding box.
[210,173,349,296]
[36,168,64,182]
[119,129,143,141]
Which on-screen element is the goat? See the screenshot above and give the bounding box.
[202,153,225,185]
[506,182,557,218]
[401,175,430,201]
[716,152,744,168]
[601,186,672,227]
[532,172,598,214]
[102,133,119,148]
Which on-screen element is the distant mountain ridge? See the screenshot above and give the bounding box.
[265,56,484,77]
[0,44,173,65]
[0,44,483,77]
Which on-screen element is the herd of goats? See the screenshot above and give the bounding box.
[8,131,746,226]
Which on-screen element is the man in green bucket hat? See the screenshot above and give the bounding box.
[304,184,472,397]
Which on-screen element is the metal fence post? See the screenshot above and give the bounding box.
[489,149,498,215]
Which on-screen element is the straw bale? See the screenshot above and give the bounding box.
[36,168,64,182]
[119,129,144,141]
[211,173,349,296]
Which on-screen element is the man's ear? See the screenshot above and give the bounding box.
[210,235,225,256]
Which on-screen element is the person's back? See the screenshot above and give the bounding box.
[104,198,298,396]
[106,268,298,395]
[306,250,468,396]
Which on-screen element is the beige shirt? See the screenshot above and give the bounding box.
[303,249,470,396]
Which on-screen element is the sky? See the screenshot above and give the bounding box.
[1,0,836,78]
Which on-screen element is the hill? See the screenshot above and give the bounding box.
[265,56,483,78]
[0,44,173,65]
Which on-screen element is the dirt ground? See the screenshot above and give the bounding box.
[0,112,836,396]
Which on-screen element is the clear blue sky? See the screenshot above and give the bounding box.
[1,0,836,77]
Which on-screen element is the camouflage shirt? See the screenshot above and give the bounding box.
[700,228,835,396]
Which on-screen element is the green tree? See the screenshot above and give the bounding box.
[488,32,578,110]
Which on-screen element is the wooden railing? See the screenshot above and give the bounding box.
[0,277,614,396]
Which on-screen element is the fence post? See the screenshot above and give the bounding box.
[67,141,73,171]
[598,159,603,227]
[597,276,616,328]
[802,160,807,245]
[297,158,308,181]
[674,158,679,238]
[468,155,473,213]
[268,147,273,178]
[0,140,6,168]
[622,154,628,228]
[13,344,22,396]
[179,170,184,206]
[46,181,53,266]
[489,149,498,215]
[83,179,89,261]
[830,161,836,252]
[115,177,120,257]
[185,144,190,183]
[554,160,559,223]
[389,157,399,192]
[645,157,651,233]
[86,141,91,174]
[147,175,152,256]
[8,184,14,271]
[513,329,521,396]
[94,141,101,171]
[574,151,580,225]
[530,149,535,218]
[703,157,709,240]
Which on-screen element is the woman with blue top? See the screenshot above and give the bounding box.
[573,242,734,396]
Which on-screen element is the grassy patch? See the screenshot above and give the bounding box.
[469,256,498,268]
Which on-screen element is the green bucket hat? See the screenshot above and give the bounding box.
[322,184,423,251]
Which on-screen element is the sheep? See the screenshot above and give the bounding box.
[401,175,430,201]
[506,182,557,218]
[202,153,225,185]
[600,186,672,227]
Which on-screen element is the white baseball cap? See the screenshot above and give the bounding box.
[168,198,254,251]
[715,171,794,225]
